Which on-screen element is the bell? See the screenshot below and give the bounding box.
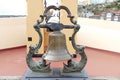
[43,31,72,61]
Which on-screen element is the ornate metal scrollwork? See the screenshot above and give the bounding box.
[26,15,51,72]
[63,17,87,73]
[63,46,87,72]
[26,46,51,72]
[26,5,87,73]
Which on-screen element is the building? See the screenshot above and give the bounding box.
[78,0,115,5]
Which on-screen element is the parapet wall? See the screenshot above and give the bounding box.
[77,18,120,53]
[0,17,26,50]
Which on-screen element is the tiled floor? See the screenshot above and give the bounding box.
[0,46,120,78]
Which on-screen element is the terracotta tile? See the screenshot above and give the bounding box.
[0,46,120,77]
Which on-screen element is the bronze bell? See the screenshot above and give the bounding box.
[43,31,72,61]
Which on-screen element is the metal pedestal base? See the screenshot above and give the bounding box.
[22,68,90,80]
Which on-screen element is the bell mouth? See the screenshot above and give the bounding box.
[42,53,72,62]
[43,53,72,62]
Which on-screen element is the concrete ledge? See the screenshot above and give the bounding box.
[92,76,120,80]
[0,76,22,80]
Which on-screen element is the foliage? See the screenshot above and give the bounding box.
[105,0,120,11]
[78,0,120,16]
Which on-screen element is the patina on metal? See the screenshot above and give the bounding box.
[43,31,72,61]
[26,5,87,73]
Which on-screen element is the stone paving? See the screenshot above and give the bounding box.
[0,76,120,80]
[1,47,120,80]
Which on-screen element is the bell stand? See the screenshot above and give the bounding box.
[22,5,90,80]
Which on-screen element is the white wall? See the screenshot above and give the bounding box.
[77,18,120,53]
[1,17,120,53]
[0,17,26,50]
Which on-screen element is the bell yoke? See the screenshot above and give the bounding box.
[26,5,87,73]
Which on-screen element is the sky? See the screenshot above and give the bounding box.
[0,0,115,15]
[0,0,27,15]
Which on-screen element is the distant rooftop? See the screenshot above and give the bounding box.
[0,15,26,18]
[78,0,115,5]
